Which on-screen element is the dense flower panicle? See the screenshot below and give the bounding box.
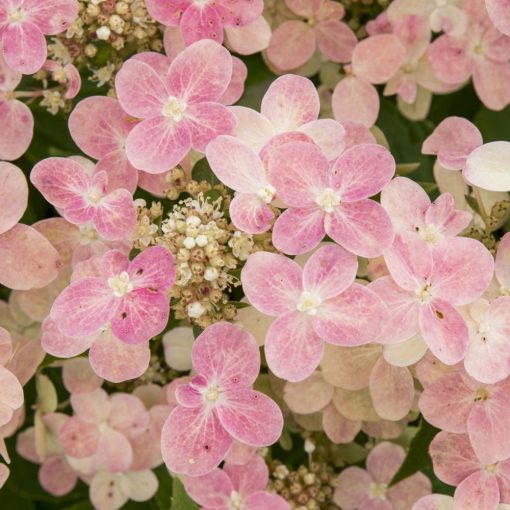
[241,244,388,381]
[0,0,78,74]
[161,322,283,476]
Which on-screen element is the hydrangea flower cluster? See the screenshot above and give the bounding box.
[2,1,510,510]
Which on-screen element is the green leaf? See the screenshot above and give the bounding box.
[192,158,219,186]
[171,478,199,510]
[396,162,420,175]
[154,465,173,510]
[389,419,439,486]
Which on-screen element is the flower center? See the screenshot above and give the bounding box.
[297,291,322,316]
[108,271,133,297]
[369,482,388,500]
[484,463,499,474]
[79,224,98,244]
[435,0,448,6]
[257,184,276,204]
[162,96,187,121]
[474,388,490,402]
[193,0,210,6]
[205,386,221,402]
[415,283,433,303]
[87,189,103,204]
[500,286,510,297]
[418,224,443,245]
[229,491,243,510]
[8,8,24,22]
[98,421,109,433]
[316,188,340,213]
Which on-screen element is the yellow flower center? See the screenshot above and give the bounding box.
[162,96,187,121]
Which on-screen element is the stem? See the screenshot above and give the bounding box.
[473,185,489,223]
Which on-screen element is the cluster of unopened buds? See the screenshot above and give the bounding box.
[2,0,510,509]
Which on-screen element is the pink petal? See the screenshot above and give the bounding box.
[464,141,510,192]
[419,372,472,433]
[218,388,283,446]
[297,118,346,160]
[230,106,275,153]
[63,63,81,99]
[0,99,34,161]
[115,58,167,118]
[486,0,510,36]
[0,162,27,235]
[454,471,500,510]
[367,441,406,483]
[161,406,233,476]
[131,51,171,75]
[94,189,136,241]
[111,289,169,344]
[96,428,133,472]
[145,0,190,26]
[30,157,88,209]
[206,135,266,192]
[68,96,132,160]
[472,59,510,112]
[387,472,432,510]
[265,311,324,382]
[272,206,326,255]
[184,468,232,507]
[266,21,316,71]
[166,40,232,102]
[334,466,373,508]
[0,224,61,290]
[241,251,302,316]
[412,494,454,510]
[192,321,260,390]
[369,358,414,421]
[89,329,150,383]
[429,431,480,486]
[23,0,78,34]
[283,372,334,414]
[496,233,510,290]
[59,417,100,458]
[39,456,77,497]
[214,0,263,26]
[186,101,236,152]
[219,56,247,105]
[224,16,272,55]
[316,20,357,63]
[326,199,395,258]
[179,4,224,46]
[41,317,95,357]
[332,76,380,128]
[125,116,190,174]
[352,34,406,84]
[230,193,274,234]
[428,35,472,85]
[384,232,432,291]
[62,357,103,394]
[330,144,395,201]
[244,492,291,510]
[419,299,469,364]
[322,403,361,444]
[431,238,494,305]
[0,364,23,425]
[2,22,46,74]
[313,283,389,346]
[50,278,115,337]
[95,149,138,194]
[261,74,320,132]
[303,243,357,300]
[425,193,472,237]
[89,471,128,510]
[128,245,175,291]
[109,393,150,438]
[422,116,482,171]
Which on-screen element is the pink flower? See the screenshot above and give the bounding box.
[145,0,263,46]
[267,0,357,71]
[241,244,388,381]
[268,141,395,256]
[0,0,78,74]
[184,455,290,510]
[59,388,150,472]
[0,48,33,160]
[115,40,236,173]
[430,431,510,510]
[414,494,510,510]
[486,0,510,36]
[31,157,137,241]
[205,135,278,234]
[334,441,432,509]
[161,322,283,476]
[372,233,494,363]
[50,247,175,344]
[44,60,81,99]
[422,116,483,171]
[231,74,346,160]
[0,327,23,428]
[0,162,61,290]
[428,0,510,111]
[381,176,472,246]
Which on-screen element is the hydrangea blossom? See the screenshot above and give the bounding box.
[184,454,291,510]
[430,431,510,510]
[161,322,283,476]
[0,0,78,74]
[0,327,23,428]
[373,233,493,363]
[266,0,357,71]
[115,39,236,173]
[485,0,510,36]
[268,141,395,256]
[413,494,510,510]
[31,157,137,241]
[241,245,388,381]
[50,247,175,344]
[334,441,432,509]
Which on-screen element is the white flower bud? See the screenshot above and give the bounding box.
[183,236,196,249]
[187,301,205,318]
[195,234,208,247]
[186,215,201,228]
[204,266,219,281]
[96,26,111,40]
